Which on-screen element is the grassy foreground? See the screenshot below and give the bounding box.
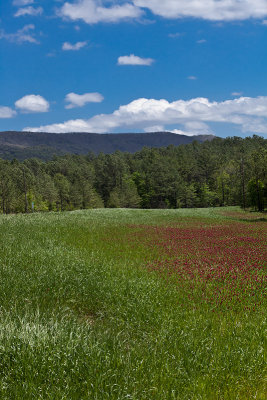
[0,208,266,399]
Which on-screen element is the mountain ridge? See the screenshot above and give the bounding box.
[0,131,215,161]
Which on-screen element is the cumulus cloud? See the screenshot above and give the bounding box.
[58,1,267,24]
[118,54,154,66]
[0,24,39,44]
[65,92,104,108]
[24,95,267,135]
[133,0,267,21]
[62,41,87,50]
[59,0,143,24]
[15,95,50,113]
[14,6,43,17]
[0,107,17,119]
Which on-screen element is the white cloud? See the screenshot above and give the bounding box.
[232,92,243,96]
[57,0,267,24]
[171,121,213,136]
[171,129,204,137]
[65,92,104,108]
[62,41,87,50]
[144,125,164,132]
[170,129,194,136]
[13,0,34,5]
[262,19,267,24]
[23,95,267,135]
[0,24,39,44]
[14,6,43,17]
[133,0,267,21]
[187,76,197,80]
[59,0,143,24]
[0,107,17,119]
[118,54,154,65]
[15,95,50,113]
[197,39,207,44]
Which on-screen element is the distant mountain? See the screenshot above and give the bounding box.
[0,131,215,161]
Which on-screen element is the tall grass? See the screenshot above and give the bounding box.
[0,208,265,399]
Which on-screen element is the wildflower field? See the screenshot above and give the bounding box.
[0,207,266,399]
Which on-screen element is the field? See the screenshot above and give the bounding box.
[0,207,266,399]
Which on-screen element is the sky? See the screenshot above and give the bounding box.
[0,0,267,137]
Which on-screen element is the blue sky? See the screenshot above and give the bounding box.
[1,0,267,137]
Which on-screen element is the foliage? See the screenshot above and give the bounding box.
[0,135,266,212]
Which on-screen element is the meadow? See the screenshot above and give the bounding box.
[0,207,266,399]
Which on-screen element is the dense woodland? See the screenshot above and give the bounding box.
[0,135,266,213]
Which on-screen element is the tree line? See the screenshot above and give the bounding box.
[0,135,266,213]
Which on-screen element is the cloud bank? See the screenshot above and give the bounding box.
[65,92,104,108]
[58,0,267,24]
[133,0,267,21]
[24,95,267,136]
[15,95,50,113]
[60,0,143,24]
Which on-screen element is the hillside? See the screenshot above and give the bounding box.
[0,131,214,160]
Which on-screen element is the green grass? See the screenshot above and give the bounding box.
[0,208,266,399]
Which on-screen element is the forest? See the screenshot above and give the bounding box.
[0,135,266,214]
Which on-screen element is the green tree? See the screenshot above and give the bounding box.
[177,183,197,208]
[54,173,70,211]
[108,176,140,208]
[0,161,16,213]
